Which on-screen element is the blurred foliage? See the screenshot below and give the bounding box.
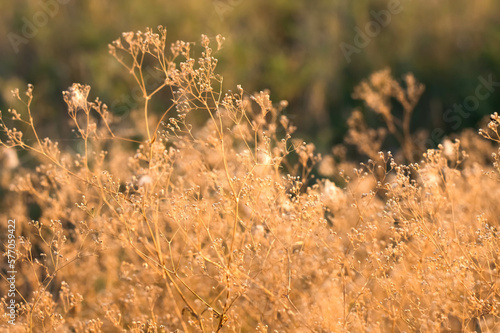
[1,0,500,152]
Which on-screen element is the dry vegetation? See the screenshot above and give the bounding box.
[1,27,500,332]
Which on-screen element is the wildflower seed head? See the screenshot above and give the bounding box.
[63,83,91,114]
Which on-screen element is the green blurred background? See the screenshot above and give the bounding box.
[1,0,499,153]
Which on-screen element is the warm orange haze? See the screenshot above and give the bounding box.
[1,1,500,332]
[0,27,499,332]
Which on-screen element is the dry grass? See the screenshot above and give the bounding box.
[1,27,500,332]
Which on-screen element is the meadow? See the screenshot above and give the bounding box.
[1,27,500,332]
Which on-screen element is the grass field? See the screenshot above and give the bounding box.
[1,27,500,332]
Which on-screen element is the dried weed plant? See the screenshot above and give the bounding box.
[346,68,425,162]
[1,27,500,333]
